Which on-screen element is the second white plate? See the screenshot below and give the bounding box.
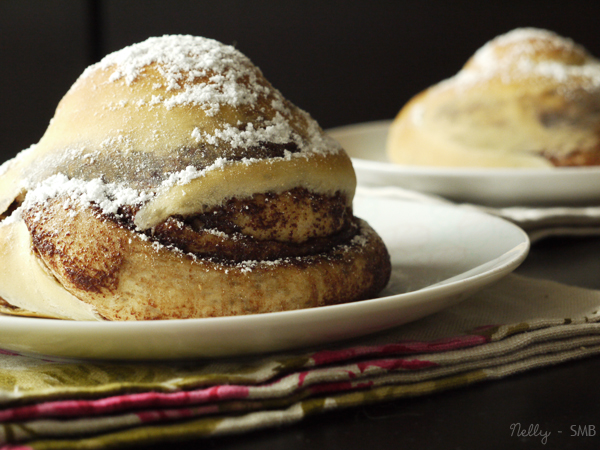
[0,190,529,360]
[328,120,600,206]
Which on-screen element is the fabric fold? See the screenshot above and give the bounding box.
[3,272,600,449]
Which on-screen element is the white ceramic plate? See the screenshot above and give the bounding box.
[328,120,600,206]
[0,191,529,360]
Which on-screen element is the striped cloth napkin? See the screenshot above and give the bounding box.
[2,273,600,449]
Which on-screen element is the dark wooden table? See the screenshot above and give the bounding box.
[131,236,600,450]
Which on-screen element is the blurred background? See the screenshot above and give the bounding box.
[1,0,599,163]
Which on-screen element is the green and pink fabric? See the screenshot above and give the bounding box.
[2,274,600,449]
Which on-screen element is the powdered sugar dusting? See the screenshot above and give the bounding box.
[4,35,346,234]
[78,35,340,156]
[190,108,339,156]
[349,231,368,248]
[82,35,269,115]
[447,28,600,91]
[14,174,153,224]
[159,158,228,190]
[194,113,292,148]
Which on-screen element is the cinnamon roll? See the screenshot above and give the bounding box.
[387,28,600,168]
[0,35,390,320]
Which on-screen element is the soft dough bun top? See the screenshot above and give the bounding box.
[387,28,600,168]
[0,35,355,230]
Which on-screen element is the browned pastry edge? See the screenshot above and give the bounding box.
[15,194,390,320]
[542,147,600,166]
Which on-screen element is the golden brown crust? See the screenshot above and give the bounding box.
[20,197,390,320]
[543,147,600,166]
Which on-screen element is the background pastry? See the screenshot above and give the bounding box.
[0,35,390,321]
[387,28,600,168]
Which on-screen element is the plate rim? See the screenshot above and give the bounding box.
[0,194,530,359]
